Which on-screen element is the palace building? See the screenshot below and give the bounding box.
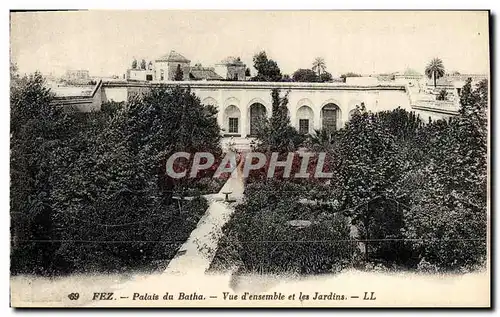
[126,50,247,82]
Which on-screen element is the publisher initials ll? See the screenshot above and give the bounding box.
[363,292,376,300]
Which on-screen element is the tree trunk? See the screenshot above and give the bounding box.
[433,71,437,88]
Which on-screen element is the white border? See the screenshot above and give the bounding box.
[2,2,497,316]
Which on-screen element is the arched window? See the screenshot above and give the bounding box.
[249,103,267,136]
[321,103,341,132]
[224,105,241,135]
[296,106,314,134]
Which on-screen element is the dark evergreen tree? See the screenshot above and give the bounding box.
[174,65,184,81]
[254,89,304,152]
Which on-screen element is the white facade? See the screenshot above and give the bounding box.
[101,81,418,138]
[127,69,153,81]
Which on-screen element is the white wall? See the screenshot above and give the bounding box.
[101,82,417,137]
[194,85,411,137]
[154,61,169,81]
[345,77,379,85]
[213,65,227,79]
[102,87,128,103]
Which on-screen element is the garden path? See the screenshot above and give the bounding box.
[163,158,245,275]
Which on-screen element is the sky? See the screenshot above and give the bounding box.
[10,10,490,78]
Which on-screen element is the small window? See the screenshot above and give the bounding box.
[160,70,164,81]
[228,118,239,134]
[299,119,309,134]
[146,74,153,81]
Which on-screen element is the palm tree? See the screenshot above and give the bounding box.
[425,58,445,88]
[312,57,326,77]
[310,129,334,147]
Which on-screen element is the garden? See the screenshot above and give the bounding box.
[210,79,488,274]
[10,71,488,276]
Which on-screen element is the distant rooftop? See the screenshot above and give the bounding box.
[156,50,191,63]
[218,56,245,66]
[426,73,488,86]
[189,68,224,80]
[403,68,422,76]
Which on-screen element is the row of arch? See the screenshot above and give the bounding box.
[202,97,365,136]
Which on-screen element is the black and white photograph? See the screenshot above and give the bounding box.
[8,9,490,307]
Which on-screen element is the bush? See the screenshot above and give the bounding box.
[210,182,354,274]
[402,199,486,271]
[10,78,220,275]
[51,197,208,273]
[436,89,448,100]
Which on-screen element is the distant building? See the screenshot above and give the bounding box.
[394,68,423,86]
[127,51,247,82]
[394,68,425,94]
[154,50,191,81]
[215,57,246,81]
[189,64,224,81]
[65,69,90,83]
[126,69,154,81]
[424,73,488,101]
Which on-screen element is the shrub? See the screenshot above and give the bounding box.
[210,182,354,274]
[436,89,448,100]
[10,78,220,275]
[52,197,208,273]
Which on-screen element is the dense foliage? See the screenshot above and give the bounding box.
[340,72,362,82]
[11,71,488,276]
[292,69,333,83]
[11,75,221,275]
[437,89,448,101]
[251,51,283,82]
[252,88,305,152]
[212,78,488,273]
[210,181,354,274]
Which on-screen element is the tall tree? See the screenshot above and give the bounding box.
[253,89,305,152]
[140,59,147,70]
[174,64,184,81]
[10,72,79,274]
[425,58,445,88]
[312,57,326,77]
[338,106,404,260]
[252,51,282,82]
